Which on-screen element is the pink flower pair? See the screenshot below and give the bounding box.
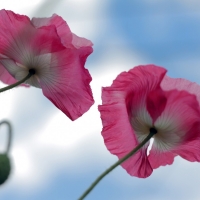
[1,10,200,178]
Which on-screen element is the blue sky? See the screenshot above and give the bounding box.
[0,0,200,200]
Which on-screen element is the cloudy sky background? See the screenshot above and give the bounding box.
[0,0,200,199]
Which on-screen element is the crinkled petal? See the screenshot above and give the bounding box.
[174,141,200,162]
[0,9,33,62]
[31,14,93,49]
[32,14,72,47]
[148,145,175,169]
[40,49,94,121]
[173,121,200,162]
[99,65,167,177]
[71,33,93,49]
[161,75,200,102]
[122,145,153,178]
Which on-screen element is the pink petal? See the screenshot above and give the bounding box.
[161,75,200,102]
[40,49,94,121]
[32,14,72,48]
[174,140,200,162]
[71,33,93,49]
[122,145,153,178]
[31,14,93,49]
[173,121,200,162]
[148,146,175,169]
[99,65,167,177]
[0,9,32,62]
[146,88,167,122]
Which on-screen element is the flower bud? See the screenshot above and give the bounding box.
[0,154,11,185]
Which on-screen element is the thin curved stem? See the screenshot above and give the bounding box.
[78,131,156,200]
[0,120,12,154]
[0,71,33,93]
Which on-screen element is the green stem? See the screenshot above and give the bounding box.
[0,71,33,93]
[0,121,12,154]
[78,131,156,200]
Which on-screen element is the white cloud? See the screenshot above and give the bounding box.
[177,0,200,9]
[0,0,42,15]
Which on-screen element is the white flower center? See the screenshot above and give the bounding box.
[131,106,185,151]
[15,53,52,88]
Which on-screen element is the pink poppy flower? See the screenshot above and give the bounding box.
[98,64,200,178]
[0,9,94,120]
